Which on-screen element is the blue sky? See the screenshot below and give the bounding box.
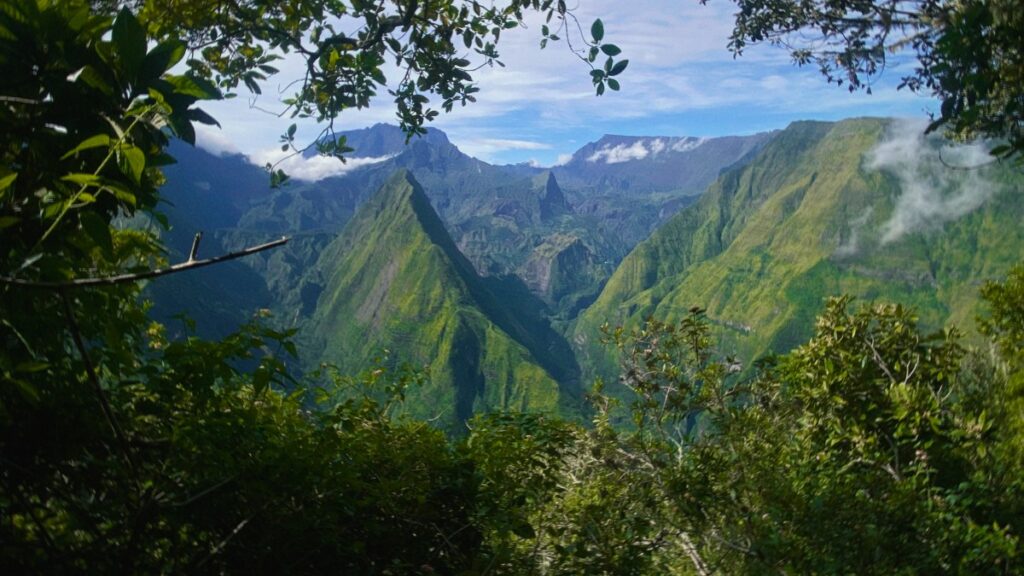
[194,0,937,173]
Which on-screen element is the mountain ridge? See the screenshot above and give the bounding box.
[573,117,1024,387]
[308,170,582,430]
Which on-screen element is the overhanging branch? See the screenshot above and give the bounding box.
[0,236,289,289]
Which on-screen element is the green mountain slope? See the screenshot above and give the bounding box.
[308,170,581,430]
[574,118,1024,383]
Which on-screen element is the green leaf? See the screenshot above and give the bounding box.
[79,211,114,255]
[607,78,620,91]
[76,65,113,95]
[61,134,110,160]
[601,44,621,57]
[171,114,197,145]
[61,173,100,186]
[591,18,604,42]
[990,144,1010,157]
[187,107,221,127]
[101,182,137,206]
[112,8,146,77]
[140,40,186,83]
[0,172,16,193]
[163,74,223,100]
[609,59,629,76]
[8,377,39,404]
[118,146,145,184]
[15,361,48,373]
[0,215,19,229]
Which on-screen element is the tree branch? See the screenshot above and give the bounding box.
[1,236,289,289]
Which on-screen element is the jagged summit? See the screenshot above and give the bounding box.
[534,171,571,221]
[308,170,581,430]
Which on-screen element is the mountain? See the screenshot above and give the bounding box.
[307,170,582,431]
[146,118,1024,429]
[553,132,776,196]
[305,123,451,158]
[573,117,1024,385]
[156,124,781,322]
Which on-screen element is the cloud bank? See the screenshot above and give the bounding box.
[867,119,999,244]
[248,149,395,182]
[587,141,652,164]
[586,136,708,164]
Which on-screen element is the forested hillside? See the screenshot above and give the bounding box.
[575,118,1024,387]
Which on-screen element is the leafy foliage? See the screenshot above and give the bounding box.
[575,289,1024,574]
[3,1,1022,574]
[133,0,625,166]
[723,0,1024,160]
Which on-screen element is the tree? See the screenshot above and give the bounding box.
[588,294,1024,574]
[723,0,1024,161]
[0,0,618,570]
[129,0,627,179]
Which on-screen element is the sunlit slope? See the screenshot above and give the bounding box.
[309,170,581,428]
[575,118,1024,381]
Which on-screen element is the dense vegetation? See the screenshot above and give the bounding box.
[726,0,1024,161]
[3,0,1023,574]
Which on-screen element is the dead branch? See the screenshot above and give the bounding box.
[0,236,289,289]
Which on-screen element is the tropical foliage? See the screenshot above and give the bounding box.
[724,0,1024,160]
[2,0,1022,574]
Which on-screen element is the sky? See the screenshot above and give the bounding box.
[193,0,938,171]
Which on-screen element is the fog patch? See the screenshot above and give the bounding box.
[834,206,874,257]
[867,119,998,244]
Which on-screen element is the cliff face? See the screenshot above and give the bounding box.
[521,234,600,308]
[574,118,1024,387]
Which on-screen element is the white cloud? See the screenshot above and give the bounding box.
[475,138,552,150]
[585,136,708,164]
[194,124,240,156]
[671,137,707,152]
[867,119,999,243]
[247,149,395,182]
[447,137,551,161]
[587,140,650,163]
[553,153,574,166]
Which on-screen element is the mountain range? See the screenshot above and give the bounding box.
[150,118,1023,426]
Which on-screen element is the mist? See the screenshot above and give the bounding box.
[866,119,999,244]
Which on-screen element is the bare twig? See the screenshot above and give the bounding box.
[2,237,289,289]
[188,232,203,262]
